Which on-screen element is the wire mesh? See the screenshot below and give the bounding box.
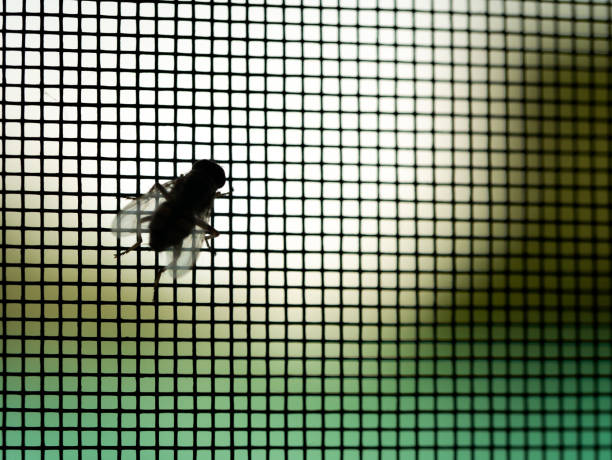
[1,0,611,458]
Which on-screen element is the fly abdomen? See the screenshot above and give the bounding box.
[149,201,195,252]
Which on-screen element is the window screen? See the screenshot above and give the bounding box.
[2,1,611,458]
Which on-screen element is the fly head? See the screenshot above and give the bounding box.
[193,160,226,190]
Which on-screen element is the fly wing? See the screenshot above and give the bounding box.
[160,207,214,280]
[161,227,207,280]
[110,179,176,241]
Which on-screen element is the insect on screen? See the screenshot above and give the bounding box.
[1,0,611,458]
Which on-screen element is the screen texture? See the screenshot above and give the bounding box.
[1,1,611,459]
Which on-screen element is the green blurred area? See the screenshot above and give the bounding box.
[2,347,612,452]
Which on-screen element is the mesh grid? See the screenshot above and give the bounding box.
[1,1,611,458]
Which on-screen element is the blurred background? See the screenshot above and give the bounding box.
[1,0,611,458]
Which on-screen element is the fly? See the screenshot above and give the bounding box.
[111,159,229,299]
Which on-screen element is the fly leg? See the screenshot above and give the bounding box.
[195,218,220,255]
[152,265,165,303]
[215,189,232,198]
[151,182,171,200]
[121,181,173,200]
[153,244,181,302]
[115,215,152,258]
[115,234,142,257]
